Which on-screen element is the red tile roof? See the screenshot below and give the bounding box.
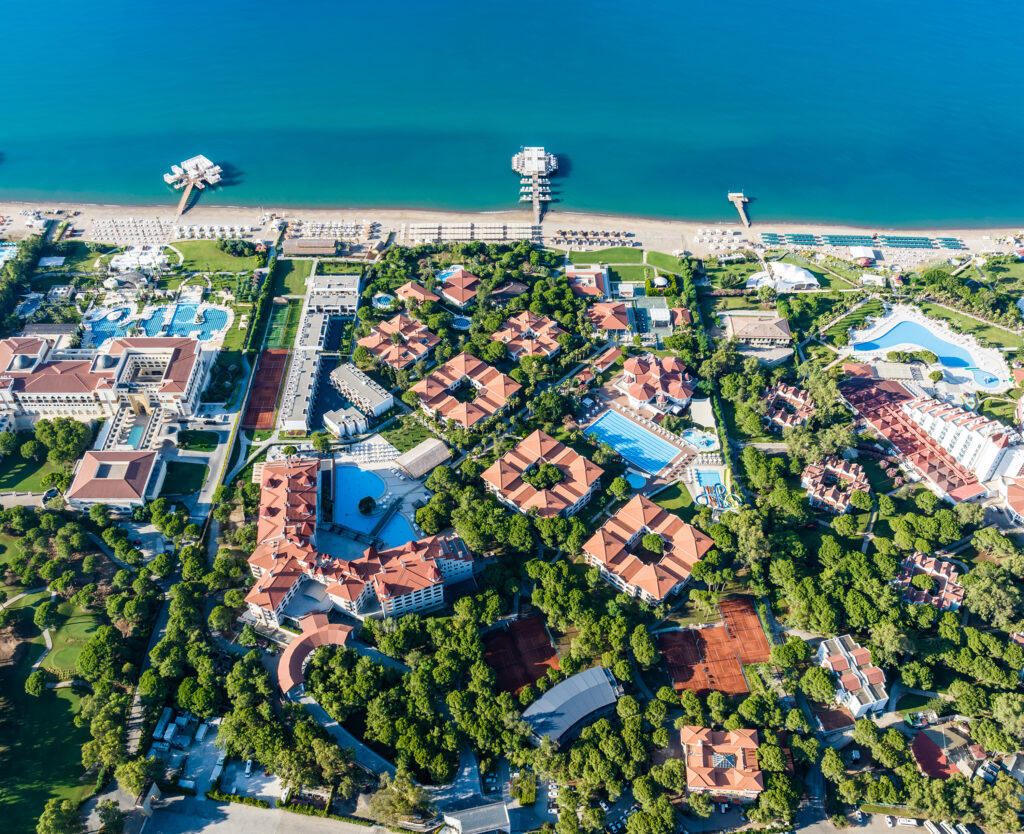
[66,451,157,502]
[678,727,764,795]
[410,352,521,428]
[481,430,605,517]
[587,302,630,333]
[277,613,353,694]
[357,314,439,369]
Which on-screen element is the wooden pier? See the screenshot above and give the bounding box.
[728,191,751,227]
[512,147,557,223]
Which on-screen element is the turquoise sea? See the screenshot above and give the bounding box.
[3,0,1024,226]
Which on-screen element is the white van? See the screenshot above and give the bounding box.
[924,821,942,834]
[244,759,254,776]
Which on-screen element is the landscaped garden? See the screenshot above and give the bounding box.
[160,461,209,496]
[168,240,263,272]
[568,246,644,264]
[273,259,313,295]
[0,453,62,494]
[380,414,437,453]
[177,430,220,452]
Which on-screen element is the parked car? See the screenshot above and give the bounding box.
[245,759,253,776]
[886,817,895,829]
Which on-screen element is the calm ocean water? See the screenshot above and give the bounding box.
[3,0,1024,225]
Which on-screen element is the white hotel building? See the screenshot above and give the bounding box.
[901,396,1021,482]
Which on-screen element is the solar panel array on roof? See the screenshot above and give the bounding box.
[521,666,619,744]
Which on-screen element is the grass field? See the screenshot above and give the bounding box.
[978,396,1018,427]
[0,453,61,494]
[568,247,643,264]
[177,430,220,452]
[917,301,1024,348]
[380,415,436,453]
[650,482,696,521]
[160,461,209,496]
[704,261,762,290]
[34,241,114,276]
[168,240,263,272]
[609,265,653,283]
[823,298,885,344]
[646,251,687,273]
[42,601,103,675]
[273,259,313,295]
[317,261,363,275]
[0,644,94,834]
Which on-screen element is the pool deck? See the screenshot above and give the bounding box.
[582,394,699,495]
[847,304,1011,392]
[315,439,432,558]
[82,301,234,348]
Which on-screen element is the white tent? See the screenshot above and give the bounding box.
[746,261,819,292]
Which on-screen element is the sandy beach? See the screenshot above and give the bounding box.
[1,199,1021,262]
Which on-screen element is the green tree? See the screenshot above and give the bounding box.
[641,533,663,554]
[630,625,657,668]
[208,605,234,633]
[97,799,125,833]
[609,476,631,501]
[36,798,84,834]
[687,792,713,817]
[311,432,333,453]
[25,668,50,696]
[799,666,836,704]
[114,755,163,796]
[20,439,45,461]
[820,746,845,783]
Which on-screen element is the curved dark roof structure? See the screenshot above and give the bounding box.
[521,665,619,745]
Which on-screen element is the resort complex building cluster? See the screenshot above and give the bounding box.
[678,726,764,802]
[493,312,565,359]
[619,354,694,415]
[583,495,714,605]
[66,450,164,510]
[482,429,605,518]
[893,553,965,611]
[411,352,520,428]
[436,266,481,308]
[587,302,631,338]
[245,458,475,626]
[395,280,440,306]
[358,313,439,369]
[763,382,816,432]
[566,264,609,298]
[0,334,212,424]
[816,635,888,720]
[800,457,870,514]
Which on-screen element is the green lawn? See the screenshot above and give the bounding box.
[978,396,1018,427]
[42,601,103,676]
[34,241,114,276]
[704,261,761,290]
[609,265,653,283]
[917,301,1024,348]
[646,251,688,273]
[0,649,95,833]
[380,415,436,453]
[568,247,644,264]
[857,456,895,494]
[0,454,62,494]
[977,258,1024,295]
[273,259,313,295]
[823,298,885,344]
[160,461,209,496]
[317,261,363,275]
[177,430,220,452]
[650,482,696,521]
[168,240,263,272]
[895,692,932,716]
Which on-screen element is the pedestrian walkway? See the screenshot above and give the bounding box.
[299,695,397,777]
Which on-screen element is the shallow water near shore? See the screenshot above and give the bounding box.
[3,0,1024,226]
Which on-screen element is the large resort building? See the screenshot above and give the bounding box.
[893,553,965,611]
[437,267,481,308]
[245,458,474,627]
[842,379,1022,502]
[679,727,764,802]
[583,495,714,605]
[357,314,439,369]
[410,352,520,429]
[481,430,604,517]
[816,635,887,720]
[801,457,870,514]
[66,450,164,510]
[493,312,565,359]
[0,335,212,424]
[764,383,815,432]
[587,302,631,339]
[619,354,694,415]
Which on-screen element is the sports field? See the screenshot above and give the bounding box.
[483,616,560,694]
[659,597,769,696]
[265,299,302,350]
[243,349,289,430]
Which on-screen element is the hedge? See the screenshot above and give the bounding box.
[205,788,270,808]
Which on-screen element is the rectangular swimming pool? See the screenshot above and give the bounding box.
[127,425,145,449]
[586,410,680,474]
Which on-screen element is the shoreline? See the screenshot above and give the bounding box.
[3,199,1021,261]
[2,198,1022,236]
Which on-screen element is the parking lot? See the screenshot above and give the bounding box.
[221,757,283,803]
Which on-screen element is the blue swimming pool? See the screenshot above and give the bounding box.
[586,410,679,474]
[87,303,229,344]
[680,428,718,451]
[626,472,646,489]
[695,469,728,509]
[127,425,145,449]
[436,266,460,283]
[333,465,416,548]
[852,320,999,388]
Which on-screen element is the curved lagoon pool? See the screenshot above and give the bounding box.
[852,321,999,388]
[333,464,416,548]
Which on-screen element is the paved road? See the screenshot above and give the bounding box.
[146,795,389,834]
[426,743,482,810]
[298,696,397,777]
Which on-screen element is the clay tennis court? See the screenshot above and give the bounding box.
[660,597,770,697]
[242,349,289,430]
[484,615,560,694]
